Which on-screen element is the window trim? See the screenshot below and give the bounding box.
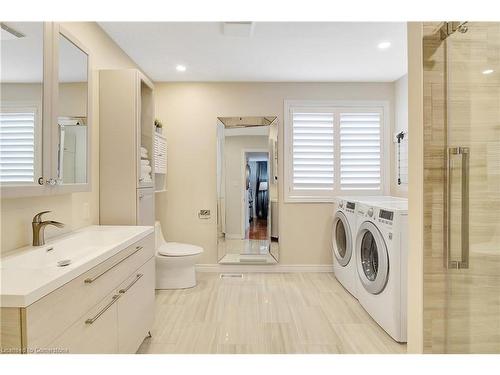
[284,100,391,203]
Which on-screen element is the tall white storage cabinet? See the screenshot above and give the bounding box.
[99,69,155,226]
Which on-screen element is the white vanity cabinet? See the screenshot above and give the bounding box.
[116,258,155,353]
[0,231,155,354]
[49,290,120,354]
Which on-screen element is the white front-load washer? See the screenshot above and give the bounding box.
[354,199,408,342]
[331,197,359,298]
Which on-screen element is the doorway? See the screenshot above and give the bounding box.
[244,151,269,241]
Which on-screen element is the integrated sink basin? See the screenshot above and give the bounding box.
[0,225,154,307]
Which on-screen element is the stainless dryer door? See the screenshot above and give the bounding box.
[356,221,389,294]
[332,211,353,266]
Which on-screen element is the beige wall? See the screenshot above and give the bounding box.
[154,82,397,265]
[1,22,138,254]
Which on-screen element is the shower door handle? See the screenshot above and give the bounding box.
[446,146,470,269]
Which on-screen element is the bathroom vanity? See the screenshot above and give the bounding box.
[0,226,155,354]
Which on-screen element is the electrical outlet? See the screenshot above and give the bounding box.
[198,209,211,219]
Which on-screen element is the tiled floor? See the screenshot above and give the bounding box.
[137,272,406,354]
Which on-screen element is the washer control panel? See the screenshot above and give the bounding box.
[345,201,356,213]
[378,209,394,225]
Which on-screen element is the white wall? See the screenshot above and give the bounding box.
[391,74,409,197]
[154,82,396,265]
[1,22,138,254]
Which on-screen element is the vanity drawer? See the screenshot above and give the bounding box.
[25,233,154,349]
[48,291,120,354]
[117,258,155,353]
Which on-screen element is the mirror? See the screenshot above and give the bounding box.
[216,116,279,264]
[0,22,44,186]
[57,31,88,185]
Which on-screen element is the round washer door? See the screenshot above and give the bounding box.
[355,221,389,294]
[332,211,353,266]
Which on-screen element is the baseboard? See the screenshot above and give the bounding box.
[196,263,333,273]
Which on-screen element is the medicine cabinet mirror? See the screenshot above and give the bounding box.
[0,22,91,198]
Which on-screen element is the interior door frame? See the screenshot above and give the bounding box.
[240,148,270,239]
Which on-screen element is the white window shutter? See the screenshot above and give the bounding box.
[291,111,334,192]
[0,110,36,183]
[339,111,381,191]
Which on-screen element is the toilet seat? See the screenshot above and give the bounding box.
[157,242,203,257]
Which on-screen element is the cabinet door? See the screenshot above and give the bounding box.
[49,292,119,354]
[136,187,154,226]
[117,258,155,354]
[0,22,51,198]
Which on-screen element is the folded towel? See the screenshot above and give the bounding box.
[140,146,148,153]
[140,159,150,165]
[141,165,152,173]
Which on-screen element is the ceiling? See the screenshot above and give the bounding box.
[99,22,407,82]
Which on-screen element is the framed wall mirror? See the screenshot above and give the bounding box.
[216,116,279,265]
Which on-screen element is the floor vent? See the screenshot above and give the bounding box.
[219,273,244,279]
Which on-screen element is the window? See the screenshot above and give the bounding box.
[284,101,388,202]
[0,107,40,184]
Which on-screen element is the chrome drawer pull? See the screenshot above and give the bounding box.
[119,273,143,294]
[84,246,143,284]
[85,294,120,325]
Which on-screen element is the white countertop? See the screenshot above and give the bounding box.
[0,225,154,308]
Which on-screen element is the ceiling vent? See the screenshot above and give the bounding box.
[0,23,25,40]
[222,22,254,37]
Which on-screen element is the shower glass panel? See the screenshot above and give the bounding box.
[423,22,500,353]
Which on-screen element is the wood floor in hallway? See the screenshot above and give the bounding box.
[137,272,406,354]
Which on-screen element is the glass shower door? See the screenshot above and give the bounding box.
[444,22,500,353]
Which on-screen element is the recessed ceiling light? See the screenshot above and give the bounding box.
[482,69,494,75]
[377,41,391,50]
[176,65,186,72]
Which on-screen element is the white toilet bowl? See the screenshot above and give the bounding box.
[155,221,203,289]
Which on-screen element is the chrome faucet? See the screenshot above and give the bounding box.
[32,211,65,246]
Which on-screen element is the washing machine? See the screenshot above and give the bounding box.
[354,199,408,342]
[331,197,359,298]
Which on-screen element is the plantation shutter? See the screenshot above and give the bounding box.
[0,109,37,183]
[291,110,334,193]
[339,111,381,191]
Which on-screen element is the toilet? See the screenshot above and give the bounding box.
[155,221,203,289]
